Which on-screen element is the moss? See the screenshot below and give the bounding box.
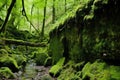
[82,60,120,80]
[47,2,87,34]
[0,67,16,79]
[57,61,82,80]
[57,67,77,80]
[70,43,85,62]
[74,61,85,71]
[0,49,8,54]
[35,52,49,66]
[49,36,64,64]
[31,47,49,65]
[49,57,65,77]
[44,57,52,66]
[0,52,19,72]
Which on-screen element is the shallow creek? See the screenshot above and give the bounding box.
[10,60,54,80]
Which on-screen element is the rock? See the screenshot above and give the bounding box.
[0,49,19,72]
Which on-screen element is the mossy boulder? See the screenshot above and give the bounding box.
[0,49,19,72]
[0,67,16,79]
[82,60,120,80]
[49,57,65,77]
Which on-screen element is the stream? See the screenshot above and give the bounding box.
[8,60,55,80]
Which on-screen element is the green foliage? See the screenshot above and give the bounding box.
[0,49,8,56]
[48,4,85,34]
[58,66,77,80]
[58,60,82,80]
[44,57,52,66]
[49,57,65,77]
[35,52,49,66]
[11,54,26,66]
[0,67,16,79]
[32,48,49,65]
[82,60,120,80]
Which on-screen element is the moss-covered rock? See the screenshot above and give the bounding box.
[49,57,65,77]
[0,49,19,72]
[0,67,16,79]
[49,0,120,63]
[82,60,120,80]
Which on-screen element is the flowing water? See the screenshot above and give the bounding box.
[13,60,54,80]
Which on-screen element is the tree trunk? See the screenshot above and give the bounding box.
[37,8,40,30]
[0,0,16,34]
[30,4,34,32]
[41,0,47,38]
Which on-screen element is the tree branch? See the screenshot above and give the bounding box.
[22,0,39,33]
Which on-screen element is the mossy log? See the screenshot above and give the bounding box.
[0,38,47,47]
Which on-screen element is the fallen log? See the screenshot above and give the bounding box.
[0,38,47,47]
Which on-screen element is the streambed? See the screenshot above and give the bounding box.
[4,60,55,80]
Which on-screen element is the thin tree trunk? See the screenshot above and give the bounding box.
[41,0,47,38]
[0,0,16,34]
[37,8,40,30]
[52,0,55,23]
